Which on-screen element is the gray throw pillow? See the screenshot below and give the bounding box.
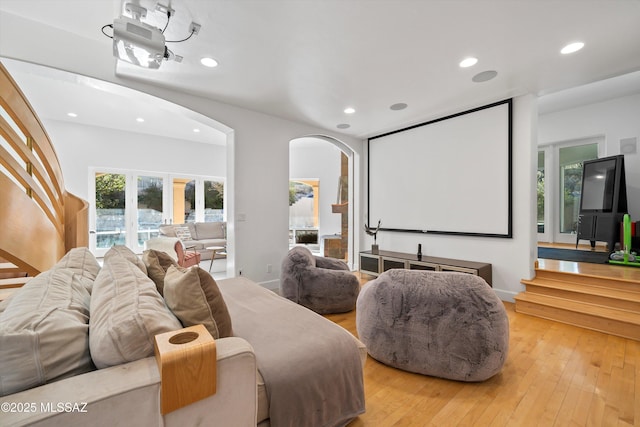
[164,266,233,339]
[142,249,179,296]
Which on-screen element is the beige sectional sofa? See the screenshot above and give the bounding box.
[158,222,226,260]
[0,247,366,427]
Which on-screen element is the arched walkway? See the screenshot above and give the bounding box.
[289,135,357,268]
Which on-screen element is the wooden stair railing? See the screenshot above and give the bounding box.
[0,61,88,284]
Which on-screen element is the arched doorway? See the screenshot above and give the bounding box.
[289,135,355,268]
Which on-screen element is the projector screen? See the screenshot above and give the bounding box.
[367,99,512,237]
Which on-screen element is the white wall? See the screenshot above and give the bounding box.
[289,139,342,237]
[362,95,538,302]
[538,93,640,219]
[42,120,226,199]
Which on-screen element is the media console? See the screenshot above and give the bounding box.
[359,250,492,287]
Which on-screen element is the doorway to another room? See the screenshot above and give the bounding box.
[537,137,606,262]
[289,136,353,268]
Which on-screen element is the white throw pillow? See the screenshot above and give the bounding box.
[90,248,182,369]
[174,225,192,241]
[0,248,99,396]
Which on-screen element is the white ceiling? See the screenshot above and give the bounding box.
[1,0,640,141]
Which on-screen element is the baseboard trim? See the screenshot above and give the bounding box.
[494,288,518,303]
[258,279,280,293]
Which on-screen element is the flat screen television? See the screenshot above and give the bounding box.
[579,155,627,213]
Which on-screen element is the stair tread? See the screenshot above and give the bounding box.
[515,292,640,323]
[0,262,20,271]
[521,277,640,301]
[0,277,30,288]
[534,268,640,286]
[0,287,18,302]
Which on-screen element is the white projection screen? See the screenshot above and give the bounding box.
[367,99,512,237]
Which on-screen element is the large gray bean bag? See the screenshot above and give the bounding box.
[280,246,360,314]
[356,269,509,382]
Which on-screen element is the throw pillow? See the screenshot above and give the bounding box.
[104,245,147,275]
[52,246,102,292]
[174,225,192,241]
[164,266,233,339]
[194,222,224,239]
[142,249,179,296]
[90,250,182,369]
[0,247,98,396]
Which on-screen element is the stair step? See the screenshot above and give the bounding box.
[533,269,640,292]
[0,277,30,289]
[0,262,21,273]
[0,287,18,302]
[521,277,640,311]
[514,293,640,340]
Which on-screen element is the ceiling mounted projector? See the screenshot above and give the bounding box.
[113,16,166,69]
[102,3,200,69]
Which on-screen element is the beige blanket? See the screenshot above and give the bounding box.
[219,277,365,427]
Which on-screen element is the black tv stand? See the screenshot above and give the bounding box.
[575,155,628,252]
[576,212,624,251]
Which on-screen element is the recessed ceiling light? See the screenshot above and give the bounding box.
[560,42,584,54]
[344,107,356,114]
[200,57,218,67]
[390,103,408,111]
[67,112,78,118]
[337,123,351,129]
[459,57,478,68]
[193,128,200,133]
[472,70,498,83]
[136,117,145,123]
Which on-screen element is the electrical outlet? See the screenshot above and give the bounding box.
[267,264,272,273]
[238,269,242,276]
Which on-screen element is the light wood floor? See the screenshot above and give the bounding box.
[326,269,640,427]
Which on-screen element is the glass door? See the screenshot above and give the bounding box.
[90,169,225,256]
[537,150,548,241]
[172,177,196,224]
[133,174,166,253]
[553,142,599,243]
[92,172,127,257]
[204,179,225,221]
[171,176,225,224]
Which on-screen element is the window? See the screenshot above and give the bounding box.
[94,172,127,252]
[204,180,224,221]
[558,144,598,235]
[537,151,545,234]
[91,168,224,255]
[289,180,318,229]
[137,175,164,246]
[289,180,319,246]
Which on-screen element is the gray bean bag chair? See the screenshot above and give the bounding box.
[280,246,360,314]
[356,269,509,382]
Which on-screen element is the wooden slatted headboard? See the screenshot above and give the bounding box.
[0,61,88,278]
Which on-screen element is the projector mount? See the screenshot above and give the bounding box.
[102,2,201,68]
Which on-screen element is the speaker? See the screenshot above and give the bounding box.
[620,137,637,155]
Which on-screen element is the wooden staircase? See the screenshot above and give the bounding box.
[515,264,640,341]
[0,262,30,302]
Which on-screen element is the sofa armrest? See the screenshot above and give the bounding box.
[0,337,257,427]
